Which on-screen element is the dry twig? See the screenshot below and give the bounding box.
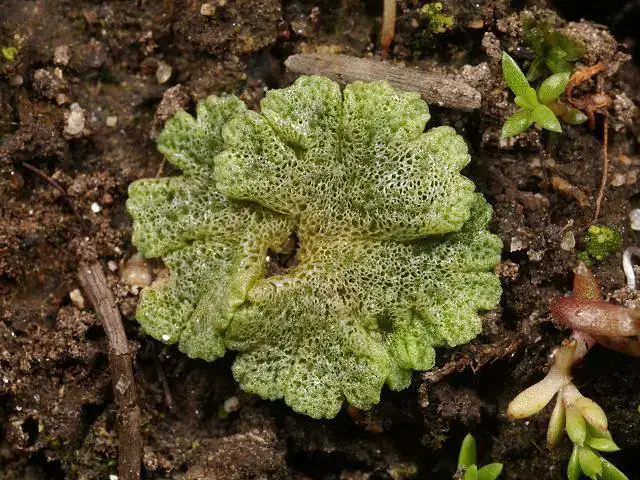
[285,53,481,111]
[567,64,612,221]
[78,262,142,480]
[22,161,81,220]
[380,0,397,57]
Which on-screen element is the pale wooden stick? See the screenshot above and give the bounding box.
[78,262,142,480]
[285,53,482,111]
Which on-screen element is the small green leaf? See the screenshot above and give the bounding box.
[501,109,534,138]
[478,463,503,480]
[561,108,588,125]
[567,445,581,480]
[587,436,620,452]
[532,104,562,133]
[578,446,603,479]
[538,72,571,104]
[526,56,545,82]
[550,31,586,61]
[546,57,572,75]
[458,434,477,468]
[547,392,565,448]
[601,459,630,480]
[514,96,532,109]
[464,464,479,480]
[566,405,587,446]
[575,397,608,433]
[502,51,531,97]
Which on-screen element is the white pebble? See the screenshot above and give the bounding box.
[69,288,85,310]
[560,231,575,251]
[156,61,172,84]
[162,334,170,342]
[107,260,118,272]
[223,396,240,413]
[106,116,118,128]
[91,202,102,213]
[200,2,216,15]
[630,209,640,231]
[64,103,86,137]
[510,237,524,252]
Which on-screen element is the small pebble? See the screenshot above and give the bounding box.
[629,209,640,231]
[90,202,102,213]
[223,396,240,413]
[106,115,118,128]
[8,74,23,87]
[64,103,86,137]
[121,253,152,288]
[53,45,70,66]
[162,334,170,342]
[56,93,69,105]
[107,260,118,272]
[200,3,216,15]
[510,237,524,252]
[611,173,626,187]
[560,231,576,251]
[69,288,85,310]
[156,61,172,84]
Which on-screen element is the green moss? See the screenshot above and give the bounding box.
[1,46,17,63]
[419,2,454,34]
[127,76,502,418]
[582,225,622,262]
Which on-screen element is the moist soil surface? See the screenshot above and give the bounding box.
[1,0,639,479]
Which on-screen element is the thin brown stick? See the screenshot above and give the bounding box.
[22,161,81,220]
[285,53,482,111]
[380,0,397,58]
[78,262,141,480]
[594,116,608,221]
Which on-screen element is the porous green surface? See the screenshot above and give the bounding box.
[127,76,503,418]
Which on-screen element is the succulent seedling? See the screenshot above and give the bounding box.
[508,263,634,479]
[456,433,503,480]
[501,51,586,139]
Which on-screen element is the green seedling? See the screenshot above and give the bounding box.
[456,433,503,480]
[521,11,587,82]
[501,51,587,138]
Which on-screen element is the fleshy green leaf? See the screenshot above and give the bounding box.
[601,459,630,480]
[464,464,479,480]
[532,104,562,132]
[567,445,581,480]
[128,76,503,419]
[587,436,620,452]
[538,72,570,104]
[566,405,587,446]
[478,463,503,480]
[562,108,588,125]
[501,109,534,138]
[458,434,477,468]
[547,392,565,448]
[578,446,603,479]
[502,51,531,97]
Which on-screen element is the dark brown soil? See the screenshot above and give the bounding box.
[1,0,639,479]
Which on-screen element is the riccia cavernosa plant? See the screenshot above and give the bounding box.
[127,76,503,418]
